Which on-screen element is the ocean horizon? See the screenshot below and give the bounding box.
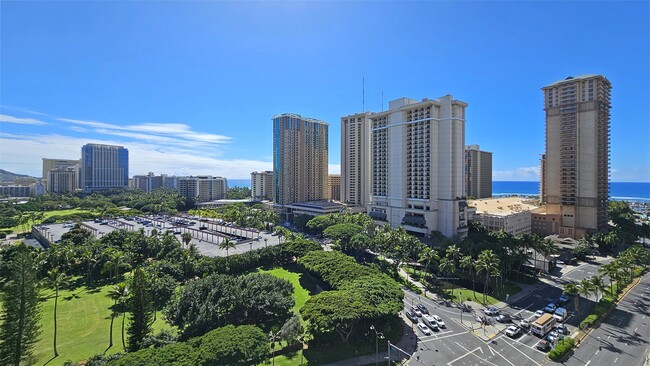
[228,179,650,202]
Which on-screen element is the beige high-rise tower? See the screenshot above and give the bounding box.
[341,112,372,207]
[273,113,328,205]
[541,74,611,238]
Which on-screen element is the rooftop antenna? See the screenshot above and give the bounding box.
[362,77,365,113]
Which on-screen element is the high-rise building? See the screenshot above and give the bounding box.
[341,112,372,207]
[327,174,341,201]
[366,96,469,239]
[539,154,547,203]
[465,145,492,199]
[178,176,227,203]
[47,167,78,194]
[272,113,328,205]
[539,74,611,238]
[132,172,165,192]
[80,144,129,192]
[251,171,274,201]
[42,158,79,191]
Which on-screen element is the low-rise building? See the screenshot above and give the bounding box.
[469,196,539,235]
[179,176,228,203]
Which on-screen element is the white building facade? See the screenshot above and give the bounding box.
[366,96,469,239]
[251,171,274,201]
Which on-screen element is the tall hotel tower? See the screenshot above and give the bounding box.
[357,96,469,239]
[273,113,328,205]
[80,144,129,192]
[341,112,372,207]
[541,75,611,238]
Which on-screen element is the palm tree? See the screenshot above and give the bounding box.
[475,250,500,303]
[46,269,69,357]
[269,329,281,366]
[439,257,456,296]
[446,244,461,265]
[563,282,580,313]
[419,247,440,275]
[459,255,476,297]
[102,249,129,281]
[181,232,192,249]
[108,283,129,350]
[599,261,621,296]
[590,275,606,301]
[219,238,237,263]
[81,248,97,286]
[579,278,593,305]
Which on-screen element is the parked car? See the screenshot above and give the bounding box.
[496,314,512,323]
[544,303,557,313]
[505,325,521,337]
[484,307,500,316]
[537,340,551,352]
[534,310,544,318]
[405,310,419,323]
[559,294,570,304]
[431,315,446,328]
[410,306,422,317]
[520,319,531,328]
[416,304,429,315]
[554,324,569,335]
[417,322,432,336]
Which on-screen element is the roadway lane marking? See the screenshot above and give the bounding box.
[614,357,618,363]
[586,361,591,366]
[500,336,541,366]
[608,335,611,340]
[488,344,516,366]
[635,327,638,332]
[595,350,599,355]
[446,346,483,366]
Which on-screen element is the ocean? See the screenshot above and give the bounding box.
[227,179,650,202]
[493,181,650,202]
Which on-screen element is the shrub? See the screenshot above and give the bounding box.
[548,337,574,361]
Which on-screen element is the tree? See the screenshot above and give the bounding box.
[301,290,372,343]
[127,267,154,352]
[475,250,500,303]
[218,238,237,263]
[279,314,304,347]
[0,243,42,366]
[323,223,363,252]
[590,275,606,301]
[579,279,593,306]
[45,268,69,358]
[107,282,129,350]
[181,232,192,249]
[460,255,476,296]
[439,257,457,296]
[563,282,580,313]
[419,246,440,275]
[599,260,624,296]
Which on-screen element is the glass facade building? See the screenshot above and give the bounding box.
[80,144,129,192]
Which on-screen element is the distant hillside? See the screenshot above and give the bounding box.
[0,169,37,182]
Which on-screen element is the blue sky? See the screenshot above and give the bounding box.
[1,1,648,181]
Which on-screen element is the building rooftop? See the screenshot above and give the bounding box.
[272,113,329,126]
[469,196,540,216]
[543,74,605,88]
[287,200,344,209]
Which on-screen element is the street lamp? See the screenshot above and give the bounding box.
[369,325,384,366]
[265,238,268,248]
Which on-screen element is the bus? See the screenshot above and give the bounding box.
[531,313,556,337]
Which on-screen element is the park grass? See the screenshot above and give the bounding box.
[257,265,317,322]
[33,283,171,366]
[6,208,93,234]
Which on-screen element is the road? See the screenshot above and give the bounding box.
[563,272,650,366]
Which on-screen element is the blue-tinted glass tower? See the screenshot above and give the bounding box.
[80,144,129,192]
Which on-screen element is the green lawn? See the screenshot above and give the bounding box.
[33,283,171,366]
[6,208,93,234]
[256,266,316,319]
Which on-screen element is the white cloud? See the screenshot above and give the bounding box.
[493,166,540,181]
[57,118,231,145]
[0,133,270,179]
[328,164,341,174]
[0,114,48,125]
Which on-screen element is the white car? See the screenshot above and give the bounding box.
[534,310,544,318]
[520,319,531,328]
[417,322,432,335]
[411,306,422,317]
[431,315,446,328]
[484,307,500,316]
[505,325,521,337]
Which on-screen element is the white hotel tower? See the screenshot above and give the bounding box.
[364,96,469,239]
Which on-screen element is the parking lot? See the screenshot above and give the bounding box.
[35,214,281,257]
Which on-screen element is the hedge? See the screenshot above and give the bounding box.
[548,337,574,361]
